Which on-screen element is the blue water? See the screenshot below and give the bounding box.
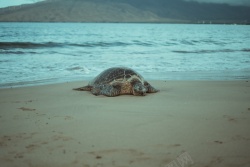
[0,23,250,87]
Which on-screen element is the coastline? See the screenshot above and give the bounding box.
[1,69,250,89]
[1,80,250,167]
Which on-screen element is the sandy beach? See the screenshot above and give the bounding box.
[0,80,250,167]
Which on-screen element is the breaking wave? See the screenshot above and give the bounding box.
[172,49,250,54]
[0,41,155,50]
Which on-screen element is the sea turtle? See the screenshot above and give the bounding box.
[73,67,159,97]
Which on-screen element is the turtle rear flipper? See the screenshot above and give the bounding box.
[73,85,92,91]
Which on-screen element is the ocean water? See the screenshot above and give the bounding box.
[0,23,250,88]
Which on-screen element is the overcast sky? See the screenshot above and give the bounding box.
[0,0,250,8]
[185,0,250,6]
[0,0,37,8]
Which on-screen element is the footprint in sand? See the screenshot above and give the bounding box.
[12,100,33,104]
[223,115,237,123]
[214,140,223,144]
[18,107,36,111]
[154,143,181,149]
[207,156,224,166]
[232,135,250,141]
[52,134,73,142]
[64,116,73,120]
[87,149,153,166]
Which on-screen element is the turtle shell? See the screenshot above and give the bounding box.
[89,67,144,86]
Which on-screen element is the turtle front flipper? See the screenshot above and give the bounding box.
[144,81,159,93]
[73,85,92,91]
[93,84,121,97]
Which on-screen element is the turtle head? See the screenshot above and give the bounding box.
[91,85,101,96]
[132,82,147,96]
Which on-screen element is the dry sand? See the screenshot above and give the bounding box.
[0,81,250,167]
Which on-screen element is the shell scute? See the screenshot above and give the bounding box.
[91,67,144,86]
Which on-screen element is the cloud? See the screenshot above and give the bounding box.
[185,0,250,6]
[0,0,42,8]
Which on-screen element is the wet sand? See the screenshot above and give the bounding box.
[0,81,250,167]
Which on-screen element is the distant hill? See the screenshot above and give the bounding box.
[0,0,250,24]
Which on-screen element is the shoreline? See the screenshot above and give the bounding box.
[1,69,250,89]
[1,80,250,167]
